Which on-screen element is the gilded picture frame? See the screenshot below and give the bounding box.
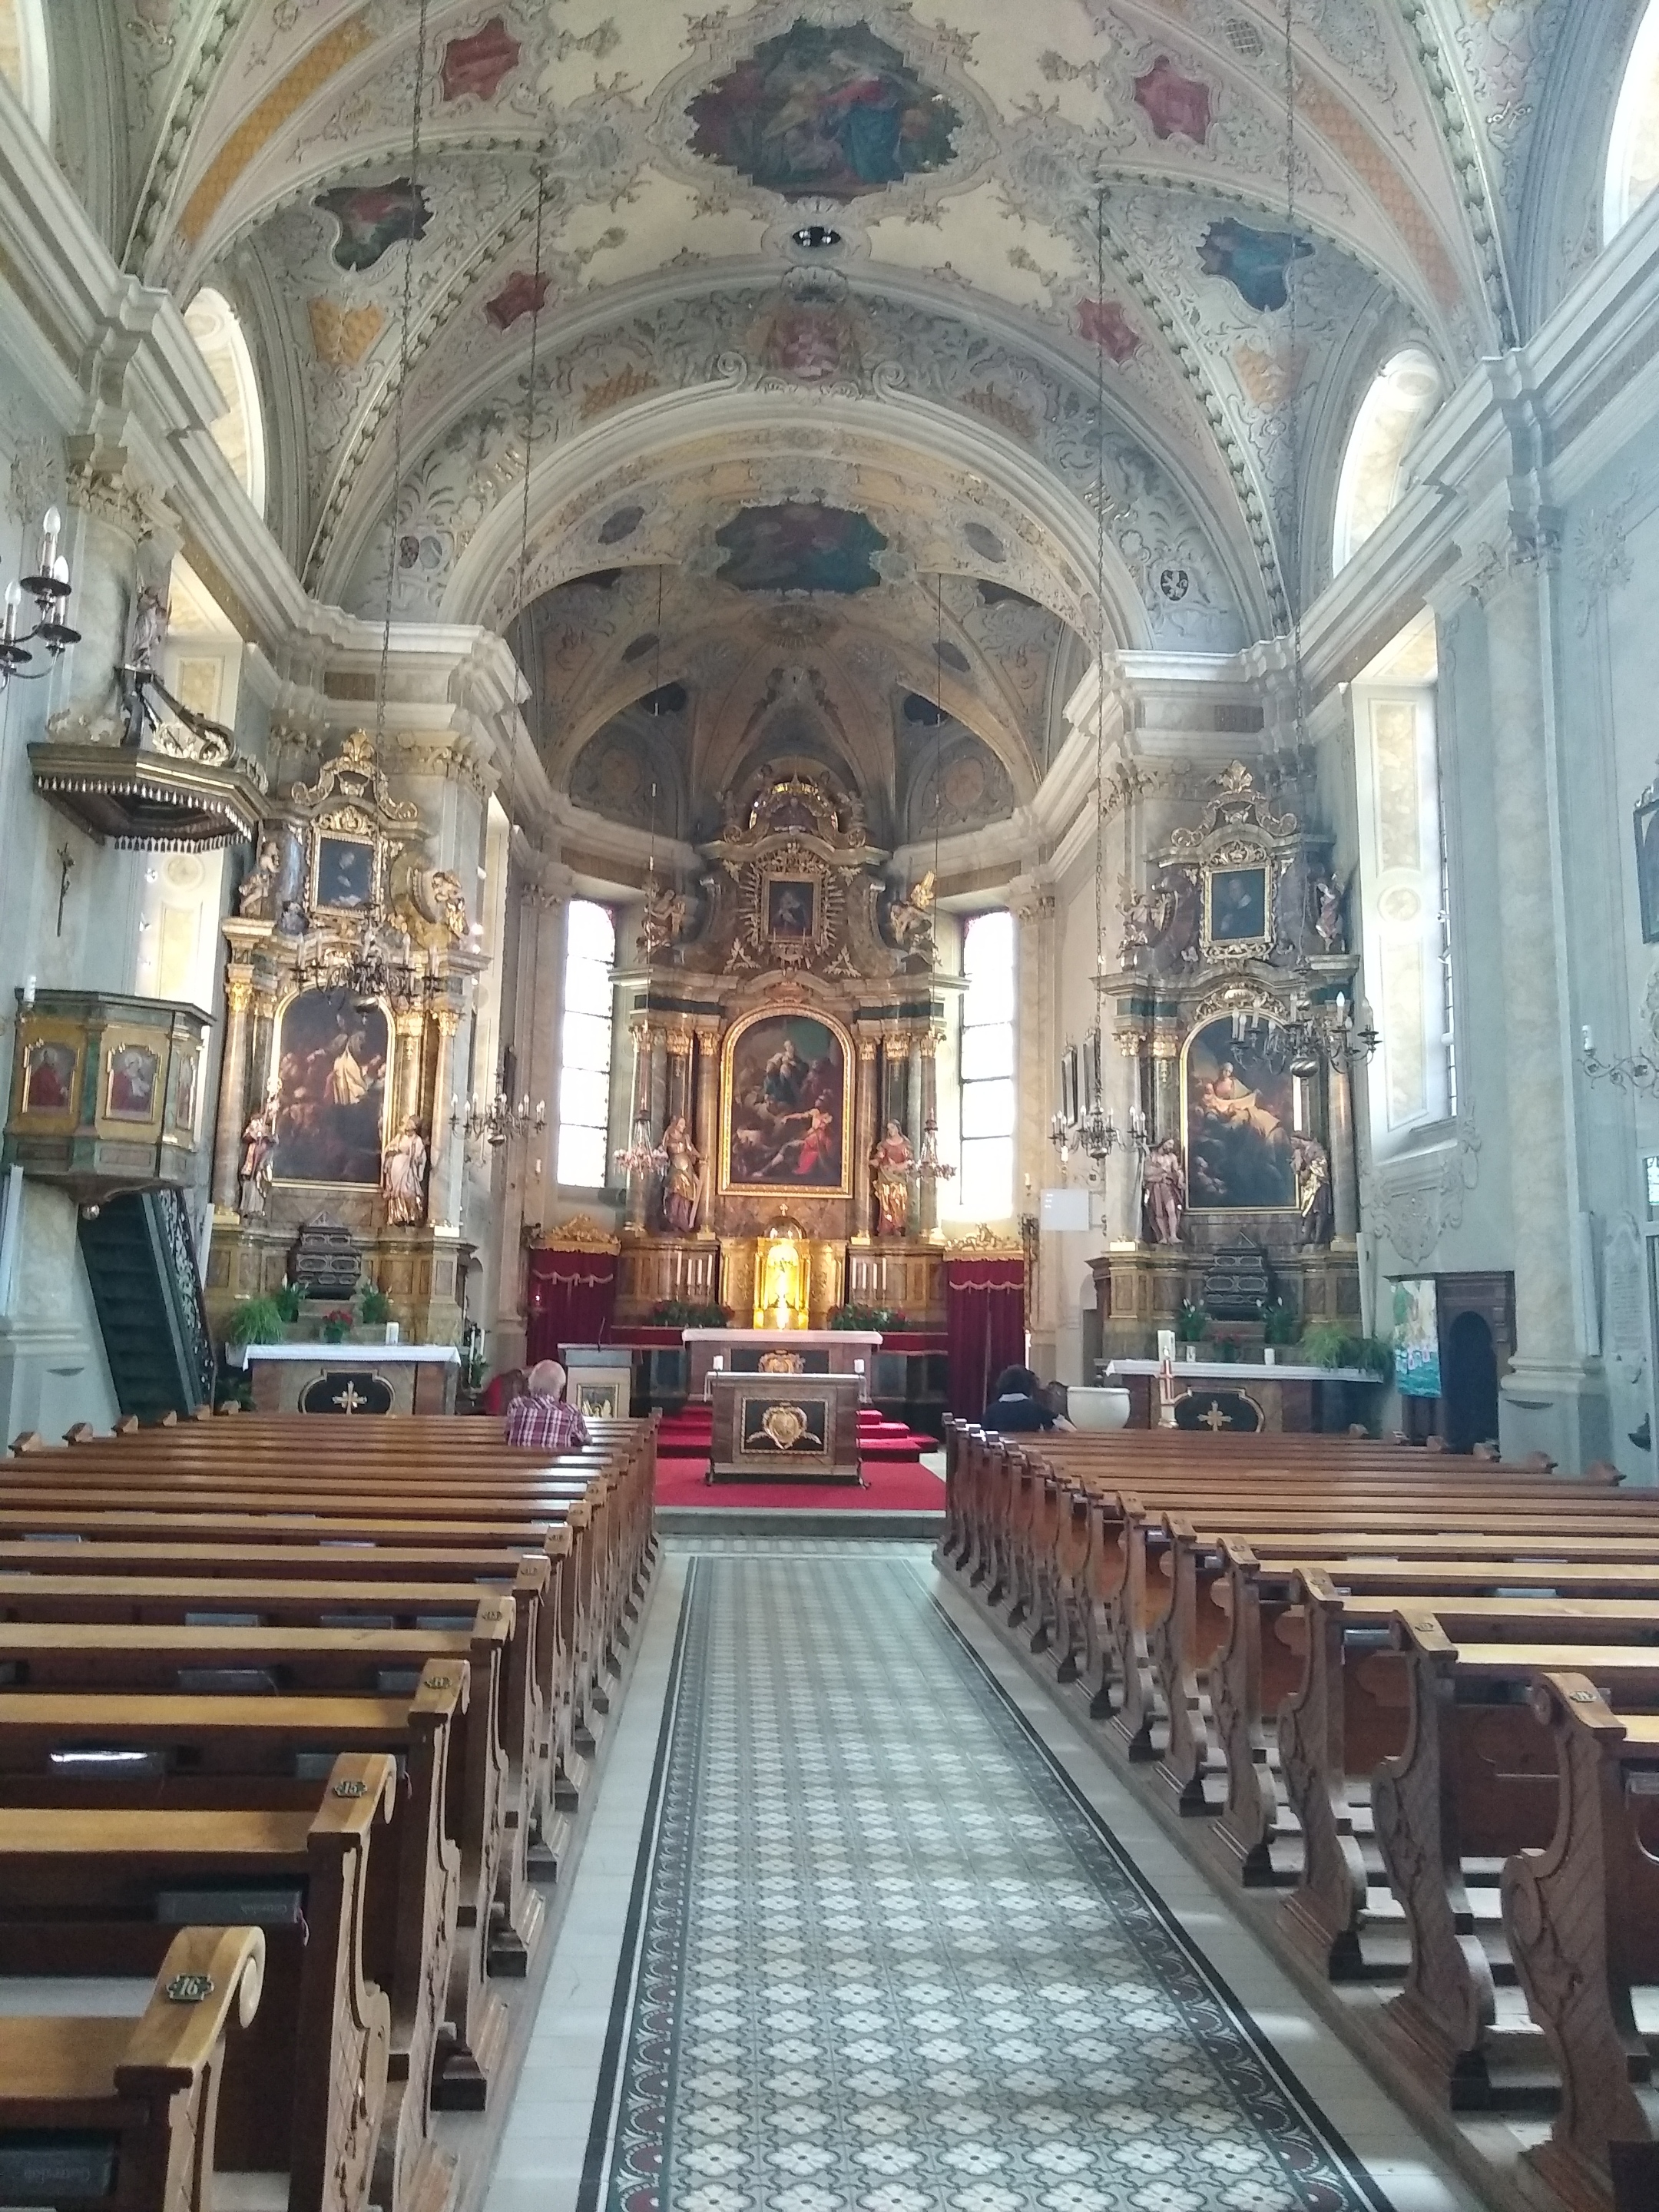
[719,1005,855,1199]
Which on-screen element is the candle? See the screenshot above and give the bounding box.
[36,506,59,576]
[22,975,35,1007]
[2,582,18,641]
[1582,1025,1594,1055]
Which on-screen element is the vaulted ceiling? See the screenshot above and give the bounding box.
[53,0,1634,833]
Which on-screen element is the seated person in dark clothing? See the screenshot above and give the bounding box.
[980,1363,1066,1432]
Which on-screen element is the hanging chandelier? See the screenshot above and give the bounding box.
[453,1089,547,1157]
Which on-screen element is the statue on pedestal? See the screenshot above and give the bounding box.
[381,1115,429,1227]
[638,879,688,962]
[759,1224,806,1329]
[870,1119,913,1238]
[660,1115,702,1233]
[1293,1132,1333,1247]
[1141,1137,1187,1245]
[238,1088,280,1214]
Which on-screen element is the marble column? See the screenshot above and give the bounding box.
[394,1011,426,1128]
[1151,1033,1180,1145]
[1326,1055,1358,1241]
[665,1026,693,1130]
[1482,521,1608,1465]
[626,1018,654,1233]
[919,1029,941,1241]
[852,1033,879,1242]
[693,1023,720,1233]
[210,968,253,1211]
[906,1035,924,1158]
[426,1009,459,1229]
[648,1027,668,1145]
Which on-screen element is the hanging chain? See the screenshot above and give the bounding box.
[933,573,945,886]
[1283,0,1306,746]
[507,161,548,838]
[376,0,430,753]
[1093,185,1108,1003]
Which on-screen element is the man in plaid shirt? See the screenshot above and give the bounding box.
[505,1359,591,1452]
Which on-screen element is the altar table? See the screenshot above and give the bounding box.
[234,1341,460,1416]
[683,1326,881,1398]
[1101,1356,1382,1435]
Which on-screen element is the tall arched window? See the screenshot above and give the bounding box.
[184,288,267,518]
[1606,1,1659,242]
[1331,347,1442,575]
[0,0,50,137]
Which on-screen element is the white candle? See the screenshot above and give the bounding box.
[1582,1025,1594,1055]
[36,506,59,575]
[2,582,18,640]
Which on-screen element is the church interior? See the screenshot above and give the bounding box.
[4,3,1659,2210]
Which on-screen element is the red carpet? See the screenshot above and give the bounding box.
[654,1402,943,1510]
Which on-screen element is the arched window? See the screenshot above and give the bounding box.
[0,0,50,137]
[184,288,267,517]
[1606,0,1659,243]
[1331,346,1443,575]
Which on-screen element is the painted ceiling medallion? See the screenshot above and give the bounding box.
[314,180,430,273]
[484,271,550,331]
[442,16,521,103]
[687,18,962,200]
[1134,55,1214,144]
[1200,217,1314,313]
[715,502,889,594]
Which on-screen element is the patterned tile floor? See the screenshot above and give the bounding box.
[488,1547,1479,2212]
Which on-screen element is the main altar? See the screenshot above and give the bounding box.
[608,770,954,1355]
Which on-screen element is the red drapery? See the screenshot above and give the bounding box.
[525,1246,618,1366]
[945,1258,1026,1418]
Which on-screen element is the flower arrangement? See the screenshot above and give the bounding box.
[320,1306,355,1344]
[650,1299,731,1328]
[828,1302,902,1330]
[1261,1299,1300,1346]
[1174,1299,1209,1343]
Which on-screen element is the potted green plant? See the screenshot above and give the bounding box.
[1261,1300,1298,1363]
[224,1293,286,1349]
[829,1301,893,1330]
[356,1281,396,1342]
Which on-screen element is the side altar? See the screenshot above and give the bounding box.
[1085,762,1363,1363]
[608,771,955,1351]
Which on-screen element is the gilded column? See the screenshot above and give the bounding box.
[906,1033,924,1158]
[648,1025,668,1144]
[211,967,254,1212]
[694,1022,720,1233]
[852,1032,879,1241]
[881,1029,907,1131]
[919,1028,941,1241]
[426,1008,459,1229]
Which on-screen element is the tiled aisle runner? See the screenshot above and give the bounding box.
[593,1554,1388,2212]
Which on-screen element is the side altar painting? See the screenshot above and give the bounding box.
[721,1012,850,1196]
[271,989,389,1186]
[1184,1018,1295,1212]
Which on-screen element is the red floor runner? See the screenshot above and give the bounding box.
[653,1453,945,1511]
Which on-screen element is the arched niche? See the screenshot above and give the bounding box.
[1331,346,1443,575]
[184,287,268,517]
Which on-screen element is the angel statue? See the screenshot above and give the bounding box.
[124,581,170,673]
[637,879,688,962]
[237,837,283,921]
[238,1088,281,1214]
[1310,872,1347,954]
[887,870,936,962]
[381,1115,429,1227]
[1120,882,1172,965]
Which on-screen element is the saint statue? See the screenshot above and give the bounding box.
[760,1231,804,1327]
[381,1115,429,1227]
[660,1115,701,1234]
[238,1088,280,1213]
[870,1119,913,1238]
[1141,1137,1187,1245]
[1311,873,1346,953]
[237,837,283,921]
[1293,1132,1333,1247]
[637,879,688,962]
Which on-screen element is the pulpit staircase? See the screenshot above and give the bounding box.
[78,1187,216,1419]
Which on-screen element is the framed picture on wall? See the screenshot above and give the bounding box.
[1058,1044,1079,1129]
[1635,789,1659,942]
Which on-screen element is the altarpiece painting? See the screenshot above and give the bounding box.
[272,988,389,1186]
[721,1011,851,1197]
[1184,1015,1295,1210]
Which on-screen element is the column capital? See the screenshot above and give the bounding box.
[664,1025,694,1058]
[225,972,255,1016]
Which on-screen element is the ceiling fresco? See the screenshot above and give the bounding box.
[51,0,1644,842]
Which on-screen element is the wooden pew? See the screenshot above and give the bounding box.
[1504,1671,1659,2212]
[0,1923,265,2212]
